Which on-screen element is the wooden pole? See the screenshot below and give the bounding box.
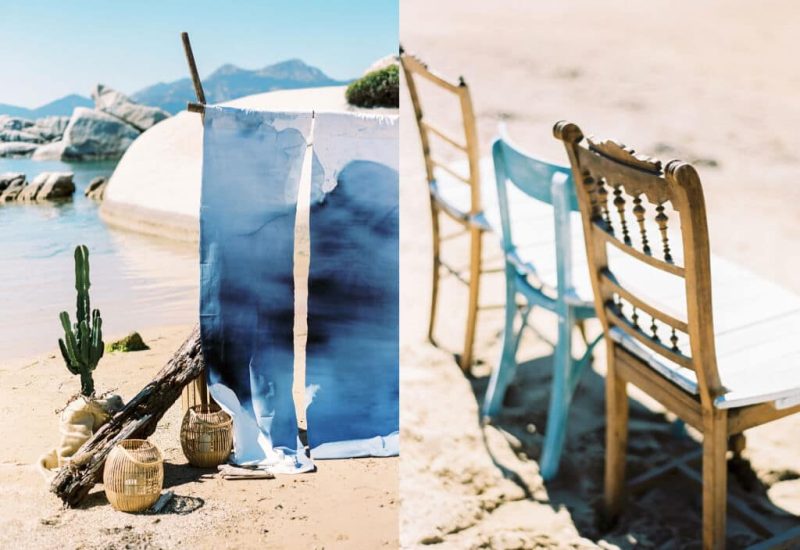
[181,32,207,118]
[181,32,206,105]
[179,31,209,409]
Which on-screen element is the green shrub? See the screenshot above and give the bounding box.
[346,65,399,108]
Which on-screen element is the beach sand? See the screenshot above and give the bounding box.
[0,325,398,549]
[400,0,800,547]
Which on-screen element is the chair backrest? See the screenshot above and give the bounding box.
[492,134,577,295]
[554,121,721,404]
[399,48,482,215]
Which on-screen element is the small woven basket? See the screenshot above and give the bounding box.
[103,439,163,513]
[180,404,233,468]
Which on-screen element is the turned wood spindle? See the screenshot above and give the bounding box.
[597,177,613,233]
[632,195,650,255]
[655,203,673,263]
[650,316,660,342]
[583,171,600,221]
[615,294,625,318]
[612,185,631,245]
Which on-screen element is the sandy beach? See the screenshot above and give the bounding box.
[400,0,800,547]
[0,325,398,549]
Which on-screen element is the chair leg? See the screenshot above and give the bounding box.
[703,410,728,550]
[604,348,629,522]
[728,432,746,459]
[483,279,518,419]
[576,318,590,347]
[539,310,574,481]
[428,206,441,345]
[460,226,482,371]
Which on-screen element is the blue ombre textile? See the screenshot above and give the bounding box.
[200,106,313,473]
[306,112,399,458]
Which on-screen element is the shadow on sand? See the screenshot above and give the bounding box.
[77,462,207,514]
[452,344,800,548]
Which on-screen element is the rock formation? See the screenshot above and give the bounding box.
[84,176,108,200]
[92,84,170,132]
[0,172,75,202]
[0,142,38,158]
[59,107,141,160]
[0,172,27,201]
[0,85,169,160]
[0,115,69,144]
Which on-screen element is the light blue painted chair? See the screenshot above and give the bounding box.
[482,132,603,481]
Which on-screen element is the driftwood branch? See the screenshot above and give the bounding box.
[51,325,205,506]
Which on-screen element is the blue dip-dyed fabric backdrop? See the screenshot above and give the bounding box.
[307,112,399,458]
[200,107,398,473]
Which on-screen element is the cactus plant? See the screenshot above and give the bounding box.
[58,245,104,397]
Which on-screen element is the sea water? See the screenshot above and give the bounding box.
[0,158,198,362]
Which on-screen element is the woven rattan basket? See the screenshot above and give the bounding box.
[103,439,163,513]
[180,404,233,467]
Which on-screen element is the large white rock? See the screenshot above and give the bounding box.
[31,141,67,161]
[27,116,69,142]
[0,142,38,158]
[92,84,170,132]
[101,86,398,241]
[0,129,42,142]
[0,116,39,142]
[61,107,140,160]
[0,115,34,131]
[22,172,75,201]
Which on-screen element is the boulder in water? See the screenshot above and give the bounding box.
[0,142,37,158]
[31,141,67,161]
[85,176,108,200]
[60,107,140,160]
[15,172,75,202]
[34,172,76,200]
[0,172,25,193]
[0,173,26,201]
[27,116,70,142]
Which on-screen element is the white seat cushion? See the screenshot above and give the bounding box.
[609,255,800,410]
[431,158,593,305]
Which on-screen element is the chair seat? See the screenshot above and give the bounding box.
[429,157,497,230]
[431,158,594,307]
[609,256,800,410]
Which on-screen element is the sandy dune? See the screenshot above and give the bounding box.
[400,0,800,547]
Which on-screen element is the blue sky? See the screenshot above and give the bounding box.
[0,1,398,107]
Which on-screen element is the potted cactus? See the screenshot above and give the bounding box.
[39,245,124,474]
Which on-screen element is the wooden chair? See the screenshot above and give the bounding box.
[554,121,800,549]
[482,131,602,480]
[400,47,489,371]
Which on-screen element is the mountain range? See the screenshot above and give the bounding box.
[0,94,94,119]
[0,59,350,118]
